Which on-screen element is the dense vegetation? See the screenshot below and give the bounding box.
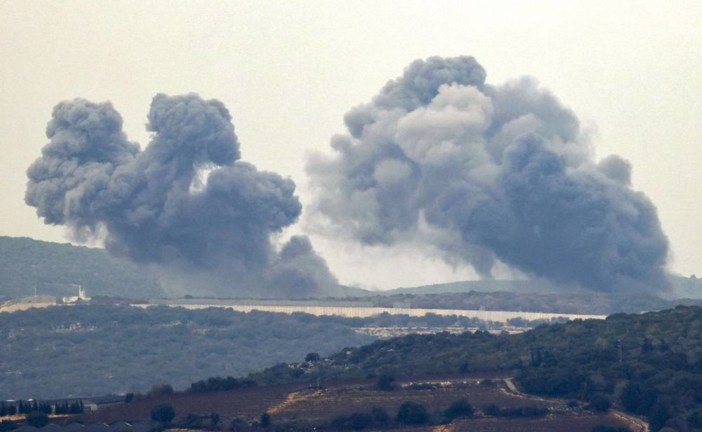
[0,305,375,399]
[253,306,702,431]
[0,304,510,399]
[0,236,163,299]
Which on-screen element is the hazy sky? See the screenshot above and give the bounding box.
[1,1,701,290]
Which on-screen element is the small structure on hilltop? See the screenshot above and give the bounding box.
[62,285,91,304]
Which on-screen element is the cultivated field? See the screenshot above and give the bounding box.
[80,374,641,431]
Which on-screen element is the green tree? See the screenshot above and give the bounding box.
[305,352,321,362]
[588,394,611,413]
[376,374,395,391]
[26,411,49,428]
[150,404,175,424]
[260,412,271,428]
[444,398,474,419]
[396,401,428,425]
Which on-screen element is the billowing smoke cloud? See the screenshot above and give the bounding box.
[26,94,336,298]
[307,56,669,294]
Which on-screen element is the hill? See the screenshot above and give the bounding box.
[0,304,517,400]
[0,236,370,300]
[0,236,164,299]
[0,304,377,399]
[386,275,702,300]
[251,306,702,431]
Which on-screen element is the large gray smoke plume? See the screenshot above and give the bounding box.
[26,94,337,298]
[307,56,669,294]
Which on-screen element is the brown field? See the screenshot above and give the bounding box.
[80,375,642,432]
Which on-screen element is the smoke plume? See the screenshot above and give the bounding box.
[26,94,336,298]
[307,56,669,294]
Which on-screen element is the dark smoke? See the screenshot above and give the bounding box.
[307,56,669,294]
[26,94,336,298]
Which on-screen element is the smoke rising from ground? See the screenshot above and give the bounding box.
[26,94,337,298]
[307,56,669,294]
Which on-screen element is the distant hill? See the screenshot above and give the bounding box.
[383,279,562,296]
[0,236,369,301]
[0,236,164,299]
[383,275,702,300]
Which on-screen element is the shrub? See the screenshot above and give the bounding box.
[150,404,175,424]
[588,394,611,413]
[305,352,321,362]
[444,398,474,419]
[371,407,390,425]
[376,374,395,391]
[260,412,271,427]
[396,401,428,425]
[331,413,372,430]
[0,420,16,432]
[26,412,49,428]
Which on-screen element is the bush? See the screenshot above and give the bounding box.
[376,374,395,391]
[331,413,372,430]
[26,412,49,428]
[444,398,474,419]
[396,401,428,425]
[371,407,390,425]
[0,421,16,432]
[150,404,175,424]
[305,352,321,362]
[499,406,548,418]
[260,412,271,427]
[588,394,611,413]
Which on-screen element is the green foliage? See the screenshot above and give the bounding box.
[370,407,390,425]
[331,413,373,430]
[588,394,611,413]
[150,403,175,424]
[25,411,49,428]
[444,398,474,420]
[189,376,256,393]
[375,374,395,391]
[0,305,374,398]
[260,306,702,431]
[304,352,321,362]
[260,412,271,427]
[395,401,428,425]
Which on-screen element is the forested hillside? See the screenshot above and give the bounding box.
[253,306,702,431]
[0,304,499,399]
[0,305,375,399]
[0,236,163,299]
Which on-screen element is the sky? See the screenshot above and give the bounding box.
[1,1,701,290]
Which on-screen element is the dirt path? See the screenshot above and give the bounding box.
[502,378,649,432]
[267,389,324,415]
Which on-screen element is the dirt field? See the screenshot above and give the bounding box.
[80,375,639,431]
